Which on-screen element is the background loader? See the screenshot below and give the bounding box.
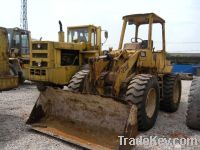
[0,27,19,90]
[7,27,31,83]
[27,13,182,150]
[29,21,108,89]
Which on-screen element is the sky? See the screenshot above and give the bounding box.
[0,0,200,52]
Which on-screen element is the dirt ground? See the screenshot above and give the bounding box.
[0,81,199,150]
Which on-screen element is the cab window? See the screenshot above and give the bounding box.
[68,28,88,43]
[91,29,96,47]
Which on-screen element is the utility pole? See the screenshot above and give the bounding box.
[20,0,28,30]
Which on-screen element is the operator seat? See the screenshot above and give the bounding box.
[141,40,153,49]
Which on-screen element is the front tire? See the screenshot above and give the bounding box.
[67,70,89,92]
[125,74,160,131]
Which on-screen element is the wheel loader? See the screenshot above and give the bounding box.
[27,13,182,150]
[29,21,108,89]
[186,77,200,130]
[7,27,31,83]
[0,27,19,90]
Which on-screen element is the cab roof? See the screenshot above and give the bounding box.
[123,13,165,25]
[67,25,98,29]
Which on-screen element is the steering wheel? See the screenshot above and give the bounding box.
[131,37,143,43]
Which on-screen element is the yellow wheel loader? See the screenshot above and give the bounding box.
[29,21,108,90]
[27,13,182,150]
[0,27,19,90]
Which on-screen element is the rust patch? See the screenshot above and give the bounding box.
[32,118,120,150]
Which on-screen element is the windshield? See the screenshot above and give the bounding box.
[68,28,88,43]
[21,34,29,55]
[13,34,21,48]
[21,34,29,48]
[8,33,12,49]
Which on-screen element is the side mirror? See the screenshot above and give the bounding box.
[104,31,108,39]
[101,30,108,46]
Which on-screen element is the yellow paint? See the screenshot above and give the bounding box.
[88,13,174,97]
[0,27,18,90]
[29,25,103,86]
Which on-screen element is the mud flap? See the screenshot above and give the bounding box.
[27,87,138,150]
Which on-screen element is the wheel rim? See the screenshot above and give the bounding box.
[145,88,156,118]
[173,81,180,104]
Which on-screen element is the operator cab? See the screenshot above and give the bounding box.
[67,25,108,52]
[120,13,165,51]
[67,25,99,50]
[7,28,30,57]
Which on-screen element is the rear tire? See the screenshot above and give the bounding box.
[160,74,181,112]
[125,74,160,131]
[68,70,89,92]
[186,77,200,130]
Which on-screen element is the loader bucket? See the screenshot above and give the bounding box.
[27,87,138,150]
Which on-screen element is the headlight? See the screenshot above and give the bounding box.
[37,44,41,49]
[38,62,41,67]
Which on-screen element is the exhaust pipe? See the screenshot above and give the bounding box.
[58,20,65,42]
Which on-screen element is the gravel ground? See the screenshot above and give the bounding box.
[0,81,199,150]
